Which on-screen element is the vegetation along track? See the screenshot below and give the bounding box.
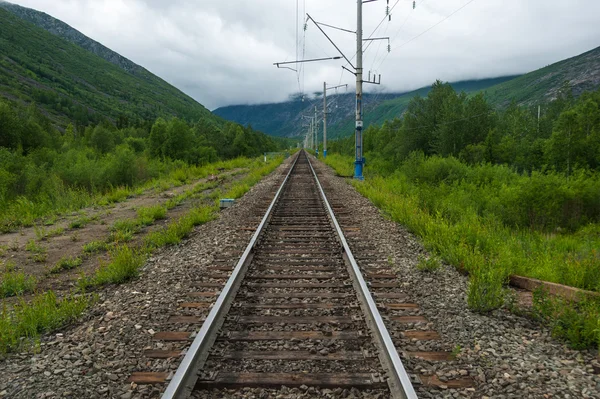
[129,151,470,398]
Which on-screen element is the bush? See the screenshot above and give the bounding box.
[0,291,91,354]
[416,255,441,272]
[50,256,83,274]
[467,263,506,313]
[91,246,146,286]
[0,270,36,298]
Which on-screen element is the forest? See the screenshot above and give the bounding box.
[0,98,282,231]
[326,81,600,349]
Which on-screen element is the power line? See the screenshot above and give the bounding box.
[397,0,478,50]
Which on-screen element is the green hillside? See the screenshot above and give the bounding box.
[483,46,600,107]
[327,76,516,139]
[0,7,213,127]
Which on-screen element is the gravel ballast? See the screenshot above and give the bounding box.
[0,158,293,399]
[1,153,599,399]
[311,156,600,399]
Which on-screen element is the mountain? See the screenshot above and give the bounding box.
[216,46,600,140]
[214,92,402,138]
[214,77,516,139]
[483,46,600,107]
[0,3,214,127]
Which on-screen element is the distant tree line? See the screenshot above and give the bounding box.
[330,80,600,175]
[0,98,281,204]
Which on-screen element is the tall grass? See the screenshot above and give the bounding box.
[0,270,36,298]
[324,154,600,349]
[0,156,259,232]
[0,291,91,354]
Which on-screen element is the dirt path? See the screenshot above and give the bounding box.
[0,168,247,297]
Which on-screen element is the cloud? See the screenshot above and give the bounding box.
[11,0,600,109]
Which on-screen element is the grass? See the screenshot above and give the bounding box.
[90,246,146,286]
[137,205,167,226]
[82,240,109,254]
[0,291,92,354]
[0,154,285,356]
[144,206,217,249]
[324,153,600,349]
[416,255,442,272]
[0,269,36,298]
[25,239,45,254]
[50,256,82,274]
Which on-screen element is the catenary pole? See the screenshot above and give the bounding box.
[323,82,327,158]
[354,0,364,179]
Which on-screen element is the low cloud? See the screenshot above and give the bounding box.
[12,0,600,109]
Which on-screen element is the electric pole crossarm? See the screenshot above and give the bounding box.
[315,21,356,34]
[274,56,342,68]
[307,14,355,70]
[342,66,357,76]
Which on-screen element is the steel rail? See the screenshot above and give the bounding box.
[306,155,418,399]
[161,153,300,399]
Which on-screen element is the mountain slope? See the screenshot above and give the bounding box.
[484,46,600,107]
[0,6,213,127]
[214,92,401,138]
[0,1,142,75]
[215,77,516,139]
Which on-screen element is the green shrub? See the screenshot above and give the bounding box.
[533,288,600,350]
[467,263,506,313]
[50,256,83,274]
[0,270,36,298]
[0,291,91,354]
[89,246,146,286]
[137,205,167,226]
[69,216,91,229]
[416,254,442,272]
[82,240,108,254]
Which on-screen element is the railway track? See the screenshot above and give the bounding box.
[129,150,472,397]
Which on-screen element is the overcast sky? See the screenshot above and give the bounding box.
[10,0,600,110]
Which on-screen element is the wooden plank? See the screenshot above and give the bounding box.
[242,292,350,299]
[195,372,386,389]
[365,273,397,279]
[222,331,361,341]
[153,331,191,341]
[168,315,204,324]
[384,303,419,310]
[188,292,219,297]
[373,292,408,299]
[368,282,399,288]
[179,302,211,309]
[128,372,169,384]
[239,303,338,309]
[247,274,336,280]
[144,350,183,359]
[235,316,353,324]
[401,331,440,340]
[509,275,600,302]
[218,350,369,361]
[255,266,337,272]
[390,316,428,324]
[247,282,348,288]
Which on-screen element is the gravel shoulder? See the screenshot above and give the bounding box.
[311,156,600,399]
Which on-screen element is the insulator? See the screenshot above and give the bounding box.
[387,44,391,53]
[304,23,308,31]
[386,6,390,15]
[413,1,416,9]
